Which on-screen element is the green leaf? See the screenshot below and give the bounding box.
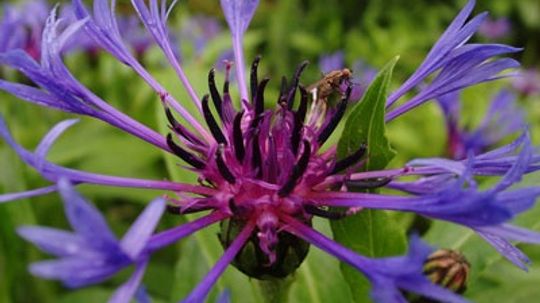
[466,262,540,302]
[336,56,398,170]
[331,57,406,303]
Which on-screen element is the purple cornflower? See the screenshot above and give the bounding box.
[17,178,165,301]
[478,16,511,40]
[437,89,525,159]
[512,68,540,97]
[0,0,153,59]
[0,0,49,59]
[0,0,539,302]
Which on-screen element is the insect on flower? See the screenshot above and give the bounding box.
[1,0,540,302]
[307,67,353,101]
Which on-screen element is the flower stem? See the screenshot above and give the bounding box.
[256,277,294,303]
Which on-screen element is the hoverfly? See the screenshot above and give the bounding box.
[307,68,353,102]
[305,68,354,128]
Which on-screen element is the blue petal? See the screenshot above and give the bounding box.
[58,179,120,253]
[477,231,530,271]
[17,226,90,257]
[109,260,149,303]
[498,188,540,215]
[387,0,479,105]
[0,50,94,115]
[30,256,129,287]
[0,80,75,113]
[493,132,532,191]
[120,198,166,259]
[481,224,540,244]
[220,0,259,37]
[35,119,79,166]
[0,185,57,203]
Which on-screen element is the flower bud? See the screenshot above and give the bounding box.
[423,249,470,294]
[218,217,310,280]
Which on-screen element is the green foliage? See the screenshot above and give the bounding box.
[332,58,407,302]
[337,57,398,170]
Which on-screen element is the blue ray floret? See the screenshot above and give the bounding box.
[437,89,524,159]
[18,179,165,302]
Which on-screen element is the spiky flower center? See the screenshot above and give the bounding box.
[164,57,379,278]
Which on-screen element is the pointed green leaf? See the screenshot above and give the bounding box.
[336,56,398,170]
[331,57,407,303]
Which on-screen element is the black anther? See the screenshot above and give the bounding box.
[331,143,367,174]
[166,134,206,169]
[202,95,227,144]
[279,140,311,196]
[208,68,223,118]
[216,146,236,184]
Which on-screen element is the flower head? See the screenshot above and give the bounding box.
[18,179,165,300]
[0,0,153,60]
[0,0,49,58]
[0,0,539,302]
[438,89,525,159]
[512,68,540,97]
[478,16,511,40]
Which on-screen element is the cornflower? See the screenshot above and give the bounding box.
[1,0,540,302]
[0,0,152,59]
[437,89,525,159]
[512,68,540,97]
[478,16,511,40]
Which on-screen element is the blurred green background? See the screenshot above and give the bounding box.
[1,0,540,302]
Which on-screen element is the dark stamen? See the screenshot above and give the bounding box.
[317,85,352,145]
[278,76,288,104]
[202,95,227,144]
[165,107,205,146]
[286,60,309,110]
[228,198,238,213]
[223,63,231,95]
[181,205,215,214]
[250,55,261,101]
[291,115,302,155]
[256,78,270,113]
[250,78,270,129]
[208,68,223,118]
[331,143,367,174]
[216,145,236,184]
[304,204,346,220]
[291,86,308,155]
[233,111,245,162]
[168,204,216,215]
[166,134,206,169]
[279,140,311,196]
[296,85,308,122]
[166,205,181,214]
[251,133,263,178]
[346,178,392,190]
